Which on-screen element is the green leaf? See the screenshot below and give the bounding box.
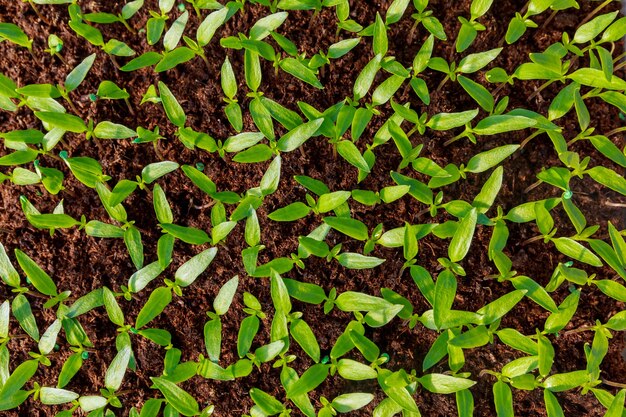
[142,161,179,184]
[279,58,323,89]
[35,111,86,133]
[103,287,125,327]
[93,121,136,139]
[336,253,384,269]
[136,287,172,329]
[544,389,564,417]
[573,11,618,43]
[277,118,324,152]
[150,377,200,416]
[418,374,476,394]
[153,184,173,224]
[65,54,96,92]
[120,52,162,72]
[128,261,163,293]
[155,47,196,72]
[544,289,580,334]
[353,54,382,101]
[473,115,536,135]
[332,393,374,413]
[250,12,288,40]
[175,248,217,287]
[124,227,144,269]
[15,249,57,296]
[337,359,377,380]
[316,191,350,213]
[0,23,32,49]
[457,48,502,73]
[0,243,19,287]
[586,166,626,196]
[373,12,388,56]
[434,269,456,329]
[250,388,285,415]
[39,387,79,405]
[472,166,503,214]
[0,359,38,399]
[197,6,228,46]
[12,294,38,341]
[237,315,260,357]
[543,370,588,392]
[268,202,311,222]
[448,208,477,263]
[214,275,239,315]
[287,364,330,398]
[163,11,188,51]
[427,109,478,131]
[465,145,519,173]
[158,81,186,127]
[476,290,526,325]
[323,217,368,241]
[493,381,513,417]
[161,223,210,245]
[552,237,602,267]
[105,346,131,391]
[336,140,370,173]
[58,353,83,388]
[458,75,494,112]
[290,318,320,362]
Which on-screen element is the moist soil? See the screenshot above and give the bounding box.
[1,0,626,416]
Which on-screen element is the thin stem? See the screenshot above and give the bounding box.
[521,235,544,246]
[407,19,419,44]
[578,0,614,27]
[492,82,508,98]
[602,379,626,389]
[29,1,50,25]
[614,60,626,73]
[120,18,136,34]
[528,79,555,101]
[124,98,135,116]
[443,131,465,146]
[436,75,450,92]
[200,54,211,73]
[109,54,120,70]
[564,325,594,335]
[65,96,81,116]
[153,141,164,160]
[612,50,626,64]
[604,201,626,208]
[604,125,626,137]
[524,179,542,194]
[541,10,558,28]
[54,52,69,67]
[520,130,541,149]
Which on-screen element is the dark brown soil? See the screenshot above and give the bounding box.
[1,0,625,416]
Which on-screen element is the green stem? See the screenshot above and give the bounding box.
[120,18,135,34]
[520,130,541,149]
[54,52,69,67]
[436,74,450,92]
[612,50,626,64]
[521,234,544,246]
[603,379,626,389]
[604,125,626,137]
[528,79,555,100]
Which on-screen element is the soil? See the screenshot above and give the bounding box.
[1,0,625,416]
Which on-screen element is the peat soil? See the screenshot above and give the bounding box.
[1,0,626,416]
